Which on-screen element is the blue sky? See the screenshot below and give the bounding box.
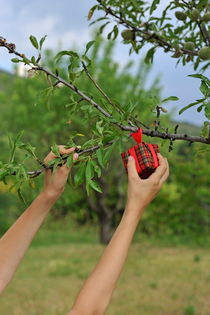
[0,0,209,127]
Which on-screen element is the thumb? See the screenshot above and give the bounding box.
[127,156,139,179]
[73,153,79,161]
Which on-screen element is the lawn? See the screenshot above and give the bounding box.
[1,222,210,315]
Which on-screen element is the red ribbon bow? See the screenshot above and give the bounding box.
[131,128,142,143]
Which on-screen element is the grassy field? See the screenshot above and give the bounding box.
[1,222,210,315]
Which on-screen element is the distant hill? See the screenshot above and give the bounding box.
[171,120,201,136]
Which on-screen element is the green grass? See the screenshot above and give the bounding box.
[1,222,210,315]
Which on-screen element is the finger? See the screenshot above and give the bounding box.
[44,146,76,164]
[44,152,57,164]
[127,156,140,180]
[160,158,169,184]
[59,163,70,175]
[58,145,76,155]
[149,153,167,181]
[73,153,79,161]
[59,152,79,173]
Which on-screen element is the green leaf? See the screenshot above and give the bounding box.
[52,158,61,174]
[116,137,124,153]
[31,56,36,64]
[90,159,102,178]
[98,22,110,34]
[197,104,204,112]
[96,148,104,168]
[103,142,117,165]
[17,188,27,206]
[74,162,86,185]
[201,121,210,138]
[22,56,30,65]
[179,98,205,115]
[11,58,20,63]
[85,181,91,196]
[85,160,94,181]
[9,130,24,163]
[112,25,119,40]
[161,96,179,103]
[188,74,210,86]
[39,35,47,49]
[88,179,102,193]
[55,50,79,63]
[124,101,137,113]
[204,103,210,119]
[200,80,210,97]
[29,35,39,49]
[66,154,73,168]
[144,47,156,64]
[0,168,9,182]
[94,164,101,178]
[51,143,61,157]
[84,40,95,55]
[95,120,104,135]
[37,86,54,108]
[47,157,60,167]
[19,165,28,180]
[69,72,77,82]
[150,0,161,14]
[82,54,91,64]
[87,5,98,20]
[18,143,37,159]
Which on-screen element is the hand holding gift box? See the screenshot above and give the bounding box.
[121,128,160,179]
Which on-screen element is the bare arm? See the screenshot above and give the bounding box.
[69,153,169,315]
[0,146,78,294]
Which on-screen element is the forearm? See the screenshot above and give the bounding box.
[71,204,144,315]
[0,191,57,293]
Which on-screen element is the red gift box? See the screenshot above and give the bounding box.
[121,128,160,179]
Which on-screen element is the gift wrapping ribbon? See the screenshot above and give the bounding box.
[131,128,142,143]
[129,128,159,169]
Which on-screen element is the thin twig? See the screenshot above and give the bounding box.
[81,62,150,130]
[82,61,136,128]
[198,22,210,46]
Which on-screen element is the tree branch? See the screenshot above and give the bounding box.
[9,127,210,179]
[179,1,210,46]
[199,22,210,46]
[81,61,149,129]
[0,35,210,180]
[13,141,115,178]
[96,0,199,57]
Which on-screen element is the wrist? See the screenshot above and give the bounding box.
[40,189,61,204]
[124,201,145,222]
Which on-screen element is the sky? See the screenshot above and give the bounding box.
[0,0,209,127]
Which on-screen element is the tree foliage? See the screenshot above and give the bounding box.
[89,0,210,125]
